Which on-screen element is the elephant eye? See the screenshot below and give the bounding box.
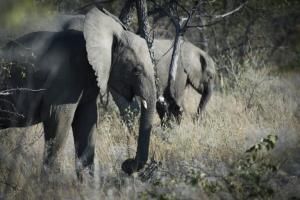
[132,67,142,76]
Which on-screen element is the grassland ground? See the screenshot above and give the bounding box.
[0,68,299,199]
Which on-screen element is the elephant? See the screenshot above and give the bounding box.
[0,8,156,177]
[154,39,215,124]
[112,39,216,126]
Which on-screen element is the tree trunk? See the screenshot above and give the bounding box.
[198,3,208,52]
[222,0,237,51]
[135,0,161,97]
[136,0,153,51]
[168,18,187,99]
[119,0,136,27]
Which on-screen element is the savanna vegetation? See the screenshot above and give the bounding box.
[0,0,299,199]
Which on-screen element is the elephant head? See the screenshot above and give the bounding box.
[174,41,215,117]
[84,8,156,174]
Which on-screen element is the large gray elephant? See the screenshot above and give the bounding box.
[0,8,156,176]
[112,39,216,126]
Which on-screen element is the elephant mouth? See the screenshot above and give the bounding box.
[134,88,150,110]
[127,89,148,109]
[110,84,134,102]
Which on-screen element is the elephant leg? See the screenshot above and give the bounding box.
[169,101,183,124]
[72,98,97,181]
[197,79,213,116]
[156,100,168,127]
[156,98,183,127]
[42,104,77,172]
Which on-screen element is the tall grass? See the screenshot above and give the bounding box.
[0,66,299,199]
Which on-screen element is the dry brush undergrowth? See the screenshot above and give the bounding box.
[0,66,299,199]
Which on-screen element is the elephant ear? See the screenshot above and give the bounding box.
[183,47,206,90]
[83,8,122,97]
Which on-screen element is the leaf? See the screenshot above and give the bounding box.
[268,135,278,144]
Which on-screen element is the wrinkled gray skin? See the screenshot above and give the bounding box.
[112,39,216,126]
[0,8,156,176]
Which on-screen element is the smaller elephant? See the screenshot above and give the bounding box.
[154,39,215,124]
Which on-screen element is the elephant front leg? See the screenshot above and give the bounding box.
[156,97,169,127]
[169,102,183,125]
[42,104,77,175]
[72,99,97,182]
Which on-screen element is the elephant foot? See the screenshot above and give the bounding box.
[76,169,94,184]
[193,111,204,124]
[75,161,95,183]
[121,158,145,175]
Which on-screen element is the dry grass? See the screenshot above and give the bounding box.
[0,68,299,199]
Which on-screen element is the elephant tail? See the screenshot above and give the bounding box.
[200,53,216,79]
[200,54,207,72]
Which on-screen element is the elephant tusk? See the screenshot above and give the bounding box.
[158,95,165,103]
[141,99,148,109]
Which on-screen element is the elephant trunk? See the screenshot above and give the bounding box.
[197,79,213,115]
[121,88,156,175]
[135,95,155,168]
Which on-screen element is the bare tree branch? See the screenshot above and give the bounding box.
[119,0,136,27]
[213,1,247,19]
[189,1,248,29]
[0,88,45,96]
[0,109,24,118]
[136,0,153,50]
